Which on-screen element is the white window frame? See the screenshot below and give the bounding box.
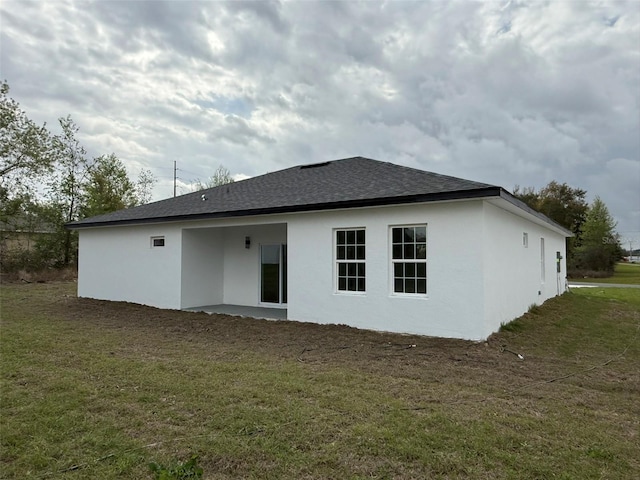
[335,228,366,294]
[151,236,165,248]
[390,224,427,296]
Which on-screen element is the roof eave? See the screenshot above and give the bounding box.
[497,190,574,237]
[66,187,503,229]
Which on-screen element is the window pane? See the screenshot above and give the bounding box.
[261,263,280,303]
[261,245,280,264]
[347,230,355,244]
[417,262,426,277]
[405,279,416,293]
[404,227,414,242]
[390,226,427,294]
[405,262,415,277]
[404,244,415,259]
[337,229,366,293]
[394,263,403,277]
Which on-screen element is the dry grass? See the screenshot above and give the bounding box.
[0,267,77,284]
[1,283,639,479]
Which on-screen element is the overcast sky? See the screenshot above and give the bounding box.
[1,1,639,245]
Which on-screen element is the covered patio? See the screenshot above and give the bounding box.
[180,222,288,310]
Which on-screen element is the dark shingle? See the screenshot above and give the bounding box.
[67,157,500,228]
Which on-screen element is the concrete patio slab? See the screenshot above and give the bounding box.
[184,304,287,320]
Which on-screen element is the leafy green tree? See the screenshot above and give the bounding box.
[536,182,588,237]
[0,190,48,271]
[30,201,68,268]
[39,118,157,267]
[81,154,137,218]
[136,168,156,205]
[0,185,28,229]
[193,165,234,190]
[1,81,53,238]
[38,116,92,266]
[80,154,156,218]
[512,185,539,208]
[0,81,54,183]
[574,197,621,273]
[513,181,588,268]
[0,82,57,271]
[0,85,157,271]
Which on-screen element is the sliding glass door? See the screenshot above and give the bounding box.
[260,244,287,304]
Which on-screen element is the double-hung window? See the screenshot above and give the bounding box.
[336,229,365,292]
[391,225,427,294]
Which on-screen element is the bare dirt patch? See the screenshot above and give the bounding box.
[36,283,614,403]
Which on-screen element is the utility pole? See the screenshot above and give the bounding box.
[173,160,177,197]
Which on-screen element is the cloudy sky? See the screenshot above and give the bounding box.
[1,0,639,245]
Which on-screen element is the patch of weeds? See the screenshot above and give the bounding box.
[149,455,203,479]
[500,304,540,332]
[527,303,541,314]
[499,319,525,333]
[586,446,615,461]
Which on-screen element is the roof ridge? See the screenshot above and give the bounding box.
[342,156,496,188]
[381,159,493,186]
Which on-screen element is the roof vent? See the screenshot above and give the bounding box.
[300,161,331,170]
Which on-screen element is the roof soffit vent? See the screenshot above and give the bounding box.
[300,161,331,170]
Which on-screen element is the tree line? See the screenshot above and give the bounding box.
[0,81,155,272]
[513,182,622,276]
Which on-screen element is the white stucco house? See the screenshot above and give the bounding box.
[68,157,571,340]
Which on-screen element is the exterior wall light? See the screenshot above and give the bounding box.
[245,236,251,249]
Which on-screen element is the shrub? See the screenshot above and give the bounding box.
[567,269,614,279]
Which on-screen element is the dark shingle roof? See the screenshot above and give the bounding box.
[67,157,503,228]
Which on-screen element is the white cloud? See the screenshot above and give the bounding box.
[1,0,638,242]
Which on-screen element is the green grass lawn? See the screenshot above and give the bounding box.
[1,283,639,479]
[571,262,640,284]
